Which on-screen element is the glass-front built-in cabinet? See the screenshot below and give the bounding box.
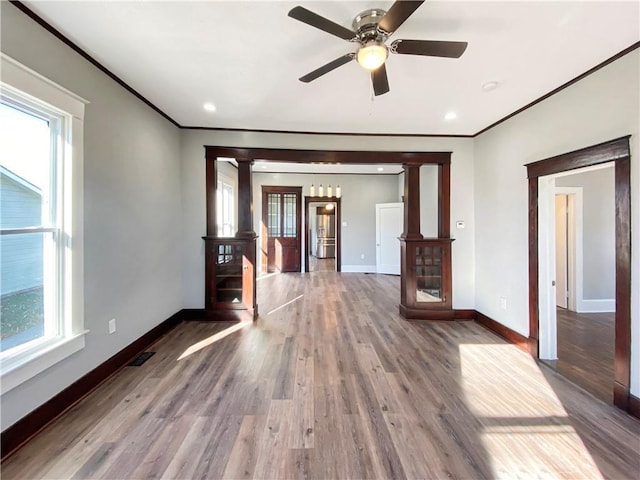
[214,243,243,304]
[204,237,256,319]
[400,238,453,318]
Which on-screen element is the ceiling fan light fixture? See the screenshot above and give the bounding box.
[357,41,388,71]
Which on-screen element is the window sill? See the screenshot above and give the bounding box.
[1,331,89,395]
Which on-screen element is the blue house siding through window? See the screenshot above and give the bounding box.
[0,166,43,296]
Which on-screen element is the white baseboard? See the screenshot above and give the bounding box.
[340,265,377,273]
[577,299,615,313]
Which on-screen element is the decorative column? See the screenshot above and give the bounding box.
[205,153,218,236]
[400,162,423,240]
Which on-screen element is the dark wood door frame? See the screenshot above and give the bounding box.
[205,146,452,320]
[525,136,632,412]
[304,196,342,273]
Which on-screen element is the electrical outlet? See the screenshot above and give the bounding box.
[360,254,365,259]
[500,298,508,310]
[108,318,116,334]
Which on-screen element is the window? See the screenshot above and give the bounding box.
[267,193,281,237]
[216,176,235,237]
[0,54,87,393]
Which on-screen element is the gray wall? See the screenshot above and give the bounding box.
[556,167,615,299]
[1,3,182,430]
[253,173,398,271]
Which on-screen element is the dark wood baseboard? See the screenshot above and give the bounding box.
[614,382,630,412]
[183,308,257,322]
[1,310,186,461]
[454,309,475,320]
[400,304,456,320]
[180,308,207,320]
[629,394,640,420]
[474,310,531,353]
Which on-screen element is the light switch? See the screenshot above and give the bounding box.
[456,221,465,229]
[342,221,348,227]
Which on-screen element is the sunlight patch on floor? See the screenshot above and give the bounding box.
[267,295,304,316]
[177,320,252,360]
[458,342,604,479]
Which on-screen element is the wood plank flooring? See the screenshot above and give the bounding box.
[542,308,615,404]
[308,256,335,272]
[2,272,639,479]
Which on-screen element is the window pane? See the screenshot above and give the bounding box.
[0,100,56,353]
[283,193,297,238]
[0,101,51,228]
[267,193,281,237]
[0,233,51,351]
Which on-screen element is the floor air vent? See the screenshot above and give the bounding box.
[128,351,155,367]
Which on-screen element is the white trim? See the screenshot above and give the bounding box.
[0,53,88,116]
[0,331,88,394]
[538,176,557,360]
[341,265,378,273]
[577,299,616,313]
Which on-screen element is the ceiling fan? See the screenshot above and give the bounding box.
[288,1,468,96]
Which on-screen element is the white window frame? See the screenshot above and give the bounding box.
[216,173,236,237]
[0,54,88,394]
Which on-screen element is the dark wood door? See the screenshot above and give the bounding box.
[261,186,302,273]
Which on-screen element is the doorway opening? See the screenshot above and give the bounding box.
[526,136,631,412]
[539,165,616,404]
[304,196,341,273]
[307,201,338,272]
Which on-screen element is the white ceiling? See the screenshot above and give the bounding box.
[23,1,640,135]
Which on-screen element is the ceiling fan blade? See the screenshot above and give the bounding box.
[378,1,425,35]
[391,39,468,58]
[299,54,354,83]
[288,6,356,41]
[371,64,390,96]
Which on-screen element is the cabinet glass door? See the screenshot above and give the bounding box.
[415,245,443,303]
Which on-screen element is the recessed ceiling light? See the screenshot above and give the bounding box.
[377,167,384,171]
[444,111,457,121]
[482,81,499,92]
[203,102,216,112]
[261,165,267,169]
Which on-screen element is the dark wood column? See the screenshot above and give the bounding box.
[205,153,217,236]
[236,158,256,238]
[400,163,423,240]
[438,163,451,237]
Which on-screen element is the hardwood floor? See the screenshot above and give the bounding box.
[307,255,335,272]
[542,308,615,404]
[2,272,639,479]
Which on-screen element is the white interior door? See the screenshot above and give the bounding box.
[555,195,568,308]
[376,203,403,275]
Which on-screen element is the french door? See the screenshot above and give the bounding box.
[261,186,302,273]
